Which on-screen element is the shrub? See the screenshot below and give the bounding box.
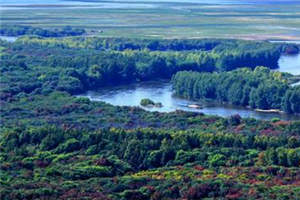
[56,138,80,153]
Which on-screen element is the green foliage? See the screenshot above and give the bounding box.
[172,67,299,113]
[140,98,162,107]
[208,154,226,167]
[283,86,300,113]
[56,138,80,153]
[1,36,300,200]
[0,37,283,99]
[64,166,112,180]
[0,25,85,37]
[1,124,300,199]
[140,98,155,106]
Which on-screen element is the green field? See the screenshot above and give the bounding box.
[1,0,300,39]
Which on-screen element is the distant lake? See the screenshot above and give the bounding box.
[0,0,157,10]
[1,0,298,7]
[79,53,300,121]
[0,0,268,10]
[0,36,18,42]
[0,0,92,5]
[0,0,246,5]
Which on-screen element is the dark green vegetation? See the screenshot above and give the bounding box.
[1,36,300,199]
[140,98,155,106]
[0,36,285,98]
[172,67,300,113]
[2,120,300,199]
[140,98,162,107]
[0,25,85,37]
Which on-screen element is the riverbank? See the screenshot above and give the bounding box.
[255,109,283,114]
[78,80,300,121]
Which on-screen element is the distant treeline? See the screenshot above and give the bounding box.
[0,25,85,37]
[172,68,300,113]
[20,36,292,54]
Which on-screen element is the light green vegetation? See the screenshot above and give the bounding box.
[1,1,300,39]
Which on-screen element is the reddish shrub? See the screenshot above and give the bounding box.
[194,165,204,171]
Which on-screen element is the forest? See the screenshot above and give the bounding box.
[0,25,85,37]
[1,123,300,200]
[0,36,289,98]
[1,35,300,199]
[172,68,300,113]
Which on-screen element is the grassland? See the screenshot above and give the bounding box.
[1,0,300,39]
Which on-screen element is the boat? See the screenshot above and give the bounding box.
[255,109,283,113]
[187,104,203,109]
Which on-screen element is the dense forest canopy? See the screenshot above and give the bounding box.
[0,25,85,37]
[1,35,300,199]
[172,67,300,113]
[1,119,300,199]
[0,36,285,98]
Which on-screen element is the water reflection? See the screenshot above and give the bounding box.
[79,81,300,121]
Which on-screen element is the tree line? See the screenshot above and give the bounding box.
[172,67,300,113]
[0,25,85,37]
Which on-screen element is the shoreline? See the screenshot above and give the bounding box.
[255,109,284,114]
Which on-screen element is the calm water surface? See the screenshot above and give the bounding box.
[0,0,247,5]
[79,81,300,120]
[0,0,260,10]
[0,36,18,42]
[79,53,300,120]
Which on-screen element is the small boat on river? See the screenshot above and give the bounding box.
[187,104,203,109]
[255,109,283,114]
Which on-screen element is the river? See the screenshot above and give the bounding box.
[79,53,300,121]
